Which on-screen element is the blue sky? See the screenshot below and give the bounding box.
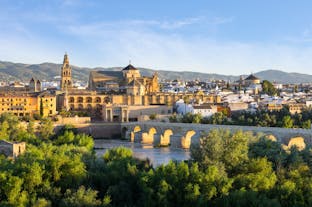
[1,0,312,75]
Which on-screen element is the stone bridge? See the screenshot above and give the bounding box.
[121,122,312,149]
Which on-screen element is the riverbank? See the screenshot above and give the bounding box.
[94,139,190,166]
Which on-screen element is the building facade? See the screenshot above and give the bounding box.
[0,140,26,158]
[0,91,57,117]
[88,64,159,95]
[59,54,221,120]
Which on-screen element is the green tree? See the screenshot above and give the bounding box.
[234,158,277,191]
[149,113,157,120]
[33,198,51,207]
[61,186,101,207]
[0,120,9,140]
[282,115,293,128]
[262,80,277,96]
[38,118,54,139]
[27,120,35,135]
[209,112,227,124]
[147,161,232,206]
[192,113,202,123]
[249,137,287,170]
[302,120,311,129]
[191,129,250,173]
[213,190,281,207]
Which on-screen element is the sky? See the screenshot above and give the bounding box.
[1,0,312,75]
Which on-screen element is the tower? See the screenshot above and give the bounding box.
[29,77,41,92]
[60,53,72,91]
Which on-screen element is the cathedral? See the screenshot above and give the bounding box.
[58,53,220,121]
[88,63,159,95]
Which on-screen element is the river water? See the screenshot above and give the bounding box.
[94,139,190,167]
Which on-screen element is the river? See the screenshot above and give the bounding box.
[94,139,190,167]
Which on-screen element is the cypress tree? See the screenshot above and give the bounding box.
[40,98,44,117]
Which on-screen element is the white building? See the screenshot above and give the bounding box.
[175,99,193,115]
[191,104,218,117]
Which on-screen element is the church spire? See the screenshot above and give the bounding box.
[63,52,69,64]
[60,53,72,91]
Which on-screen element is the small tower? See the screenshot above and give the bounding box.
[60,53,72,91]
[29,77,41,92]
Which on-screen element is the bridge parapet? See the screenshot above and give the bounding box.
[121,122,312,149]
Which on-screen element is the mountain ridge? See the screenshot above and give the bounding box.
[0,60,311,84]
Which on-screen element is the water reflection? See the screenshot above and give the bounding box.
[94,139,190,167]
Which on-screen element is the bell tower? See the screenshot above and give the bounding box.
[60,53,72,91]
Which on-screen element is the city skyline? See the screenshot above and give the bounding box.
[2,0,312,75]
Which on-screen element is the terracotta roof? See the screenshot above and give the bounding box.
[122,64,138,71]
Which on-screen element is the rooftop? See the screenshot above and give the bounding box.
[122,64,138,71]
[245,74,260,81]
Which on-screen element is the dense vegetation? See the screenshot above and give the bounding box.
[1,113,312,206]
[170,106,312,129]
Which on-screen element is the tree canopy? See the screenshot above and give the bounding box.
[0,114,312,206]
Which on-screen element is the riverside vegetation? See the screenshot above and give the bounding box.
[1,114,312,206]
[170,105,312,129]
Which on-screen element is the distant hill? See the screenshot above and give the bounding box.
[253,70,312,84]
[0,60,311,84]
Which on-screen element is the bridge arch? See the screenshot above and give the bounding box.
[130,125,142,142]
[148,127,157,135]
[141,127,157,144]
[287,137,306,151]
[181,130,196,149]
[264,134,277,142]
[160,129,173,146]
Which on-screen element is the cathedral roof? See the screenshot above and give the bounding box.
[122,64,138,71]
[245,74,260,81]
[128,79,142,87]
[90,71,123,81]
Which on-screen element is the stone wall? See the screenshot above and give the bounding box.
[56,116,91,125]
[0,140,12,157]
[0,140,26,158]
[122,122,312,148]
[54,123,122,139]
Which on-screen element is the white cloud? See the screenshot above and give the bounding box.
[1,14,312,75]
[64,16,231,35]
[57,18,312,75]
